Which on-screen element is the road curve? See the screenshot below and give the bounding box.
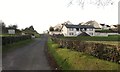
[3,35,51,70]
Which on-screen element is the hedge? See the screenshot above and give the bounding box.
[2,35,31,46]
[51,37,120,64]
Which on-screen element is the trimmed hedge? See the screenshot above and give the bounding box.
[2,35,31,46]
[51,37,120,64]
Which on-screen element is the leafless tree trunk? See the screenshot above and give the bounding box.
[67,0,115,8]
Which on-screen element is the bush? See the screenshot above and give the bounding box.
[2,35,31,46]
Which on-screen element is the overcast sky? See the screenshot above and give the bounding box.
[0,0,119,33]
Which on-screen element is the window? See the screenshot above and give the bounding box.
[76,28,79,31]
[89,28,93,31]
[89,33,93,35]
[69,33,74,35]
[69,33,71,35]
[69,28,74,31]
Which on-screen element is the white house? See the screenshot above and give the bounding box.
[84,20,100,29]
[49,31,62,35]
[21,32,26,35]
[99,24,105,29]
[83,20,102,30]
[8,29,15,34]
[99,24,111,30]
[105,25,111,29]
[61,24,95,37]
[110,25,117,29]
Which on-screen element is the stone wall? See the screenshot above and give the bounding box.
[51,37,120,64]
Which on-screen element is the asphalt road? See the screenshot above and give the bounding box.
[3,35,51,70]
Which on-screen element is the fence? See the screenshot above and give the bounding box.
[51,37,120,64]
[2,35,31,46]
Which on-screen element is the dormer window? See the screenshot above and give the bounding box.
[69,32,74,35]
[89,28,93,31]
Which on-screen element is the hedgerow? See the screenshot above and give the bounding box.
[2,35,31,46]
[51,37,120,64]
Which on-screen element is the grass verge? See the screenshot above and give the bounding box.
[48,38,120,70]
[48,39,70,70]
[3,39,34,53]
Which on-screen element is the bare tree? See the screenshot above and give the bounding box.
[67,0,116,8]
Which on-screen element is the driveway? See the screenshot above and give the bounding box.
[2,35,51,70]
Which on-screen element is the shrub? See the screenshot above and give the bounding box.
[2,35,31,46]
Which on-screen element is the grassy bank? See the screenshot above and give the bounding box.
[3,39,34,53]
[48,38,120,70]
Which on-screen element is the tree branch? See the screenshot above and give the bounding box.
[67,0,115,8]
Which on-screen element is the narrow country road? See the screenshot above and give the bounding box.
[3,35,51,70]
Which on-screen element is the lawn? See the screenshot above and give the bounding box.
[48,38,120,70]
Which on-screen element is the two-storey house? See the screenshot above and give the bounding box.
[61,24,95,37]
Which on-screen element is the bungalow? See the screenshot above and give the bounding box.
[100,24,105,29]
[105,25,110,29]
[8,29,15,34]
[49,31,62,35]
[61,24,95,37]
[110,25,117,29]
[98,24,111,30]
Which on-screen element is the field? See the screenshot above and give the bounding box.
[0,34,16,37]
[0,33,40,38]
[60,35,120,41]
[48,38,120,70]
[86,41,119,46]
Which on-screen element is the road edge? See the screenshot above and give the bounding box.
[44,38,61,70]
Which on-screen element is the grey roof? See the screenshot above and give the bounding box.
[100,24,105,26]
[106,25,110,27]
[113,25,117,27]
[77,32,90,36]
[65,24,95,28]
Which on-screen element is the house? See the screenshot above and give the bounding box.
[105,25,110,29]
[49,21,72,35]
[99,24,105,29]
[95,24,119,36]
[83,20,102,30]
[49,31,62,35]
[8,29,15,34]
[49,21,119,37]
[21,32,26,35]
[61,24,95,37]
[110,25,117,29]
